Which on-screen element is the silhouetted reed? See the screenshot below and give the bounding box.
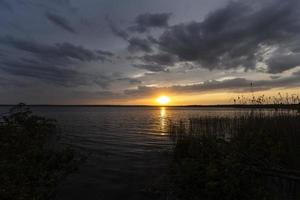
[233,91,300,108]
[165,111,300,200]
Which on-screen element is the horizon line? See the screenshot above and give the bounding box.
[0,104,299,108]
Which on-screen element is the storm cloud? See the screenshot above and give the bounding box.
[1,36,113,63]
[106,16,129,40]
[129,13,171,33]
[141,53,177,66]
[0,57,139,88]
[267,53,300,74]
[156,0,300,73]
[1,59,93,87]
[127,37,153,53]
[45,12,76,34]
[0,36,119,88]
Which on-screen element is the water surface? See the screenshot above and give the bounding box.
[0,106,258,199]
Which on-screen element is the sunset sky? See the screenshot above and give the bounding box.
[1,0,300,105]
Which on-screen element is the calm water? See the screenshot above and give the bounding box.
[0,106,257,200]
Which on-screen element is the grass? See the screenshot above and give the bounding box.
[163,111,300,200]
[0,104,84,200]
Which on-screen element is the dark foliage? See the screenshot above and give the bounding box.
[0,104,83,200]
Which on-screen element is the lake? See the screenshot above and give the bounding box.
[0,106,260,200]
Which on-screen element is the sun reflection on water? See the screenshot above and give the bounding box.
[160,107,167,134]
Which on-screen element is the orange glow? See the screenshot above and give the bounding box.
[156,95,171,105]
[83,87,300,105]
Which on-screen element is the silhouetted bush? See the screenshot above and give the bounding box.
[0,104,84,200]
[166,112,300,200]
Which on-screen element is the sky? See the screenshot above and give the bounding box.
[1,0,300,105]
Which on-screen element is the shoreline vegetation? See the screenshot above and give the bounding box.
[157,110,300,200]
[0,104,84,200]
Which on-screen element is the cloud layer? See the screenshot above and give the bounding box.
[160,0,300,72]
[124,72,300,98]
[0,36,120,87]
[1,0,300,104]
[126,0,300,75]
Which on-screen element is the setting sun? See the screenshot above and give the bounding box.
[156,95,171,105]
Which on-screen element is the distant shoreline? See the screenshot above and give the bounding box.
[0,104,299,109]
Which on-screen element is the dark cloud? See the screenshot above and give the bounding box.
[128,37,153,53]
[0,58,138,88]
[106,16,129,40]
[45,12,76,34]
[141,53,177,66]
[106,18,155,53]
[0,36,120,88]
[267,53,300,73]
[0,0,13,12]
[1,59,90,87]
[157,0,300,73]
[116,77,142,84]
[129,13,171,33]
[132,64,168,72]
[97,50,114,57]
[1,36,113,63]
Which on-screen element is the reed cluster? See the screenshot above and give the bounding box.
[165,111,300,200]
[233,93,300,105]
